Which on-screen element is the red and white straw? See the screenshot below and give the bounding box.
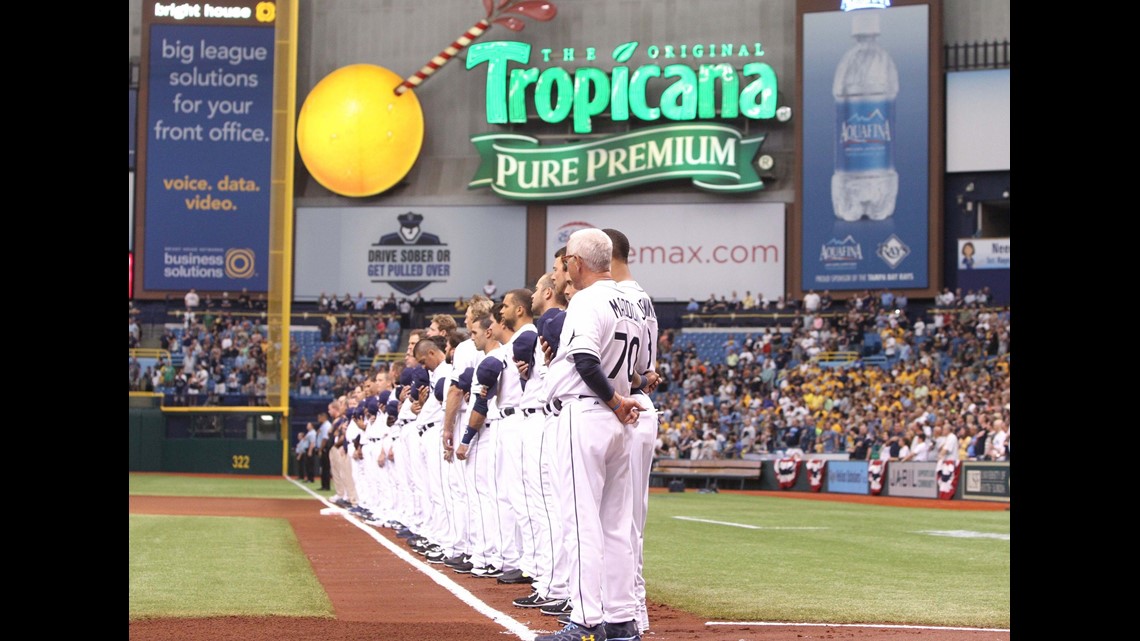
[394,19,492,95]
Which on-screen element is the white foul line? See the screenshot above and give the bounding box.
[674,516,828,530]
[707,621,1010,633]
[920,529,1010,541]
[290,477,538,641]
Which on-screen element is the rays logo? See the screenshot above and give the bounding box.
[366,212,451,295]
[876,234,910,269]
[820,235,863,268]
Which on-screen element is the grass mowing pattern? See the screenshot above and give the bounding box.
[130,514,333,620]
[643,493,1009,628]
[129,473,323,499]
[129,475,1008,628]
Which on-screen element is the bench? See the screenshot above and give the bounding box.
[650,458,764,490]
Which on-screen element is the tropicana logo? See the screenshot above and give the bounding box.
[466,40,779,134]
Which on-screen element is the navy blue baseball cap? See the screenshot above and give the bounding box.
[386,398,399,418]
[455,367,474,393]
[410,366,430,387]
[541,309,566,355]
[513,330,538,363]
[364,395,381,416]
[378,389,391,405]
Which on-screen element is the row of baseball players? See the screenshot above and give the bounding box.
[323,228,660,641]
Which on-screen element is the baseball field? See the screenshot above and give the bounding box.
[129,473,1010,640]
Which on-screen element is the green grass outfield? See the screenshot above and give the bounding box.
[129,474,1009,628]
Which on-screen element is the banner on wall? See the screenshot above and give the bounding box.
[957,238,1009,271]
[806,458,826,492]
[294,206,527,301]
[825,460,869,495]
[546,203,784,302]
[775,457,801,489]
[799,2,933,292]
[960,461,1009,502]
[886,460,937,498]
[139,1,277,293]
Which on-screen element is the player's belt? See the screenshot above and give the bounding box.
[522,407,544,417]
[417,422,437,436]
[500,407,517,417]
[544,399,563,416]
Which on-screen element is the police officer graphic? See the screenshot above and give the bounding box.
[371,212,449,296]
[376,212,442,246]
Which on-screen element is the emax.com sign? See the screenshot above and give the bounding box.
[466,41,780,199]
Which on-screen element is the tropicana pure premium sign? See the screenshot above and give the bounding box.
[466,40,780,200]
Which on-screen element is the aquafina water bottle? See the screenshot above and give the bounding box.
[831,10,899,221]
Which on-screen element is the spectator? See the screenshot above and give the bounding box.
[903,430,932,461]
[184,288,200,310]
[803,290,821,313]
[742,291,756,310]
[988,419,1008,461]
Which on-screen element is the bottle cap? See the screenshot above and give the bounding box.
[851,10,881,36]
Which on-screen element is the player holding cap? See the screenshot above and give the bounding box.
[537,228,648,641]
[604,228,661,635]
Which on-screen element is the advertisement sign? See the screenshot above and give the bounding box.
[957,238,1009,271]
[465,38,781,199]
[825,460,870,495]
[139,2,277,293]
[947,69,1010,173]
[546,203,784,302]
[294,206,527,301]
[960,461,1010,502]
[886,460,938,498]
[800,3,932,292]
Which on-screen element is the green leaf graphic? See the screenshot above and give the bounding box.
[612,41,639,63]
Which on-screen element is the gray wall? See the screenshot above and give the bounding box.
[129,0,1009,207]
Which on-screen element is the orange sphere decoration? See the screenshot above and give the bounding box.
[296,64,425,197]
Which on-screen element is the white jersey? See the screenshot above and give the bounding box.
[545,279,647,403]
[516,330,547,410]
[364,413,388,443]
[345,419,364,453]
[617,279,658,377]
[418,361,452,426]
[495,323,535,411]
[450,339,482,386]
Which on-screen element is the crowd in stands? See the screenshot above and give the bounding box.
[654,289,1009,464]
[131,286,1009,464]
[129,289,443,404]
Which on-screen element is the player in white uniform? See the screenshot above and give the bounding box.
[604,228,662,635]
[486,289,538,586]
[454,312,503,576]
[538,228,647,641]
[442,297,493,571]
[512,272,570,610]
[411,334,453,562]
[463,304,522,580]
